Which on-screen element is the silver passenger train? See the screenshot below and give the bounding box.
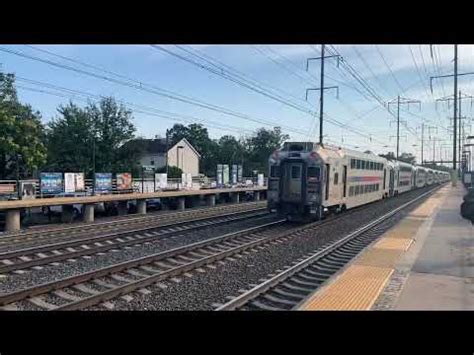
[268,142,450,221]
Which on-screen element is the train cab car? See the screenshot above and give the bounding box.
[268,142,385,222]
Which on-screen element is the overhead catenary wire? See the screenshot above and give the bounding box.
[0,45,306,135]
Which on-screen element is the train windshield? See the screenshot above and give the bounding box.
[281,142,314,152]
[307,166,321,181]
[270,166,280,178]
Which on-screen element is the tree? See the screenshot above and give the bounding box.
[217,135,245,166]
[45,97,138,176]
[45,102,94,172]
[378,152,396,161]
[398,152,416,165]
[378,151,416,165]
[156,165,182,178]
[243,127,289,175]
[0,73,47,179]
[86,97,136,173]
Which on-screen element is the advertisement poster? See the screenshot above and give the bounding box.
[65,173,85,193]
[75,173,85,192]
[237,165,243,183]
[216,164,223,187]
[95,173,112,192]
[223,165,229,185]
[40,173,63,194]
[155,173,168,189]
[231,164,238,185]
[64,173,74,193]
[21,182,36,200]
[117,173,132,190]
[257,173,264,187]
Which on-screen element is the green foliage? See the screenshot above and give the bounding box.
[378,152,416,165]
[45,97,138,176]
[162,166,183,179]
[0,73,47,179]
[243,127,289,175]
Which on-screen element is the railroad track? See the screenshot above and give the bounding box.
[0,220,291,310]
[0,201,267,250]
[0,207,271,274]
[0,196,380,310]
[216,186,441,311]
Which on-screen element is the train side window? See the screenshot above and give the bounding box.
[291,166,301,179]
[355,185,359,195]
[356,160,361,169]
[369,162,373,170]
[349,186,354,196]
[362,161,366,170]
[270,166,280,178]
[334,173,339,185]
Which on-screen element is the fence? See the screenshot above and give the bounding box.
[0,176,267,201]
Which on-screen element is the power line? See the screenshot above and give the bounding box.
[374,45,405,93]
[15,80,255,135]
[0,46,306,135]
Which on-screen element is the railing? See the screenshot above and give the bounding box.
[0,176,267,201]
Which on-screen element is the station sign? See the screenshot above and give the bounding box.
[223,165,229,185]
[216,164,223,187]
[237,165,243,183]
[232,164,238,185]
[40,173,63,194]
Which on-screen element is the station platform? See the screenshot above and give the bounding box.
[298,184,474,310]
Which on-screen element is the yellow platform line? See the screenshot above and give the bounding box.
[300,265,393,310]
[299,186,450,311]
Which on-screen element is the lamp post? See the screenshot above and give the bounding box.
[177,145,184,189]
[16,153,22,200]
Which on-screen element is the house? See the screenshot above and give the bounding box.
[123,137,201,176]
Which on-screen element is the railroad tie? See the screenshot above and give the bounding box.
[28,296,56,310]
[72,283,101,295]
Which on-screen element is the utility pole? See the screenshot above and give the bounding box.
[306,45,340,145]
[430,45,474,172]
[454,45,458,172]
[319,45,325,145]
[435,90,474,171]
[387,96,421,160]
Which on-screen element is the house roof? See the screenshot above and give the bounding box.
[169,138,201,157]
[121,138,168,154]
[122,137,201,157]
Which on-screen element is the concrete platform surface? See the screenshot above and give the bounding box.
[392,185,474,310]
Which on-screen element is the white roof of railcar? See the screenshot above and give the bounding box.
[316,144,387,163]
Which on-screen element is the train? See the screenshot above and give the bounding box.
[267,142,451,221]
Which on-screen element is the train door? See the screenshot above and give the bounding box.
[281,161,304,203]
[383,168,387,197]
[389,169,394,197]
[325,164,330,202]
[342,165,347,199]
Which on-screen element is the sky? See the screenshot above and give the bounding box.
[1,44,473,166]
